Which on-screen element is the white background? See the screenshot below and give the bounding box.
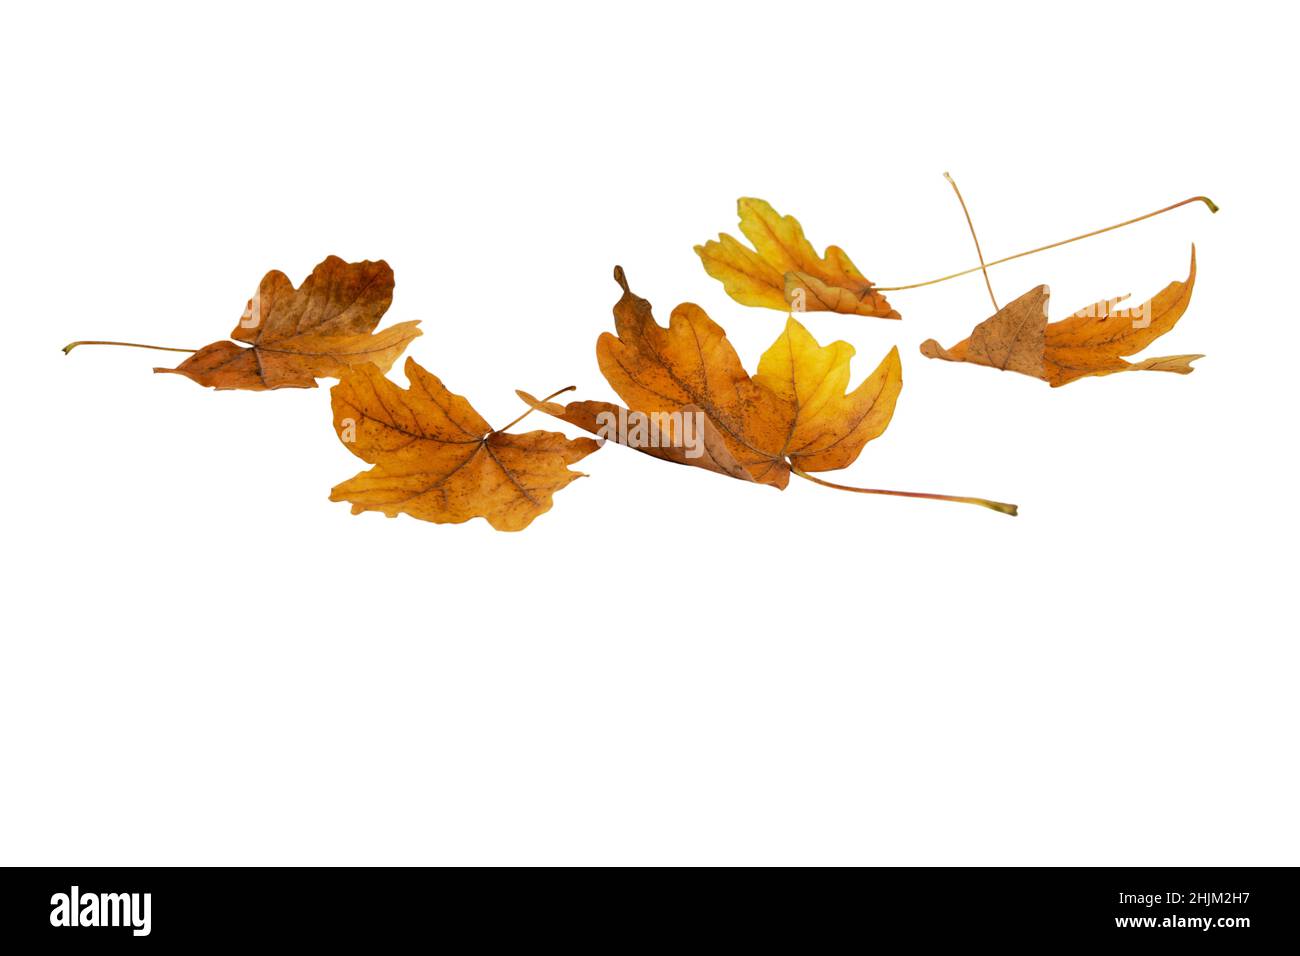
[3,1,1296,865]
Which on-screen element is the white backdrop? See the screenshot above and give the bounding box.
[3,1,1295,865]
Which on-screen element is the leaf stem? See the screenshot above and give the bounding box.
[791,466,1018,516]
[63,340,198,355]
[874,195,1218,293]
[497,385,576,433]
[944,172,998,311]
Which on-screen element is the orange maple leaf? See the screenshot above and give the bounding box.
[330,358,600,531]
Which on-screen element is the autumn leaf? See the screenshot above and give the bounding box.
[920,247,1201,387]
[597,266,900,487]
[153,256,421,390]
[330,358,599,531]
[695,198,900,318]
[524,268,1012,514]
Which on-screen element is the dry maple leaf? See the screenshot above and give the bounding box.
[522,268,1013,513]
[695,198,899,318]
[589,267,899,487]
[330,358,600,531]
[520,268,1014,513]
[920,247,1201,387]
[154,256,422,389]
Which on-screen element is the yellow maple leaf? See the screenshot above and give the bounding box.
[695,198,899,318]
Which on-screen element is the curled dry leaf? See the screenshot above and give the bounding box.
[920,247,1201,387]
[525,266,902,489]
[157,256,422,389]
[330,358,600,532]
[695,198,900,318]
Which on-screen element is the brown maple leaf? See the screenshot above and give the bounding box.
[695,198,900,318]
[521,267,1011,514]
[330,358,600,531]
[585,267,900,488]
[155,256,421,389]
[523,268,1013,513]
[920,247,1201,387]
